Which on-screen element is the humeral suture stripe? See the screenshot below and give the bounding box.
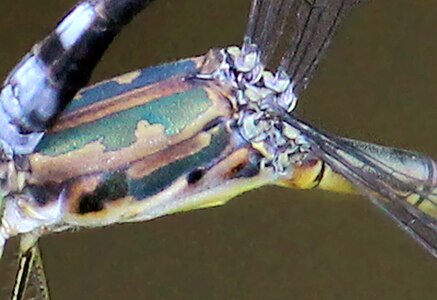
[36,87,212,156]
[64,59,198,113]
[76,126,230,213]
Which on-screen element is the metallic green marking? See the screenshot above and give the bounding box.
[36,88,212,156]
[128,127,230,200]
[65,59,197,113]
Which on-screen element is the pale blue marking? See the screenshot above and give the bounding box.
[56,2,96,50]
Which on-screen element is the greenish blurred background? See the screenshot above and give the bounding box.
[0,0,436,299]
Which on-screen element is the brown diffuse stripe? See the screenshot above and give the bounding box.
[50,75,194,133]
[172,148,252,200]
[30,123,166,184]
[29,88,231,185]
[127,131,212,179]
[205,148,251,181]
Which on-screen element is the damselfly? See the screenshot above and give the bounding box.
[0,0,434,300]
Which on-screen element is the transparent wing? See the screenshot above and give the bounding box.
[282,113,437,258]
[245,0,361,95]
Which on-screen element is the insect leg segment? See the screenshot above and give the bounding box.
[0,0,154,155]
[12,241,49,300]
[12,246,35,300]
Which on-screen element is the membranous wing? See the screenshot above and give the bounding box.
[283,113,437,258]
[245,0,360,95]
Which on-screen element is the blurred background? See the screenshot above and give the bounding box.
[0,0,436,299]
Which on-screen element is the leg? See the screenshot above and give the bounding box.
[29,245,50,300]
[12,237,49,300]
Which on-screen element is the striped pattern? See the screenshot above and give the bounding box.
[0,0,153,155]
[30,61,231,183]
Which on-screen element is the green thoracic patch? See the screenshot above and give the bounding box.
[36,88,212,156]
[65,59,198,113]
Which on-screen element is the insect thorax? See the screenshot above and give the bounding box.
[197,43,310,174]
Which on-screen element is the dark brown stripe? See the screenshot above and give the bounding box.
[312,160,325,189]
[127,131,212,179]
